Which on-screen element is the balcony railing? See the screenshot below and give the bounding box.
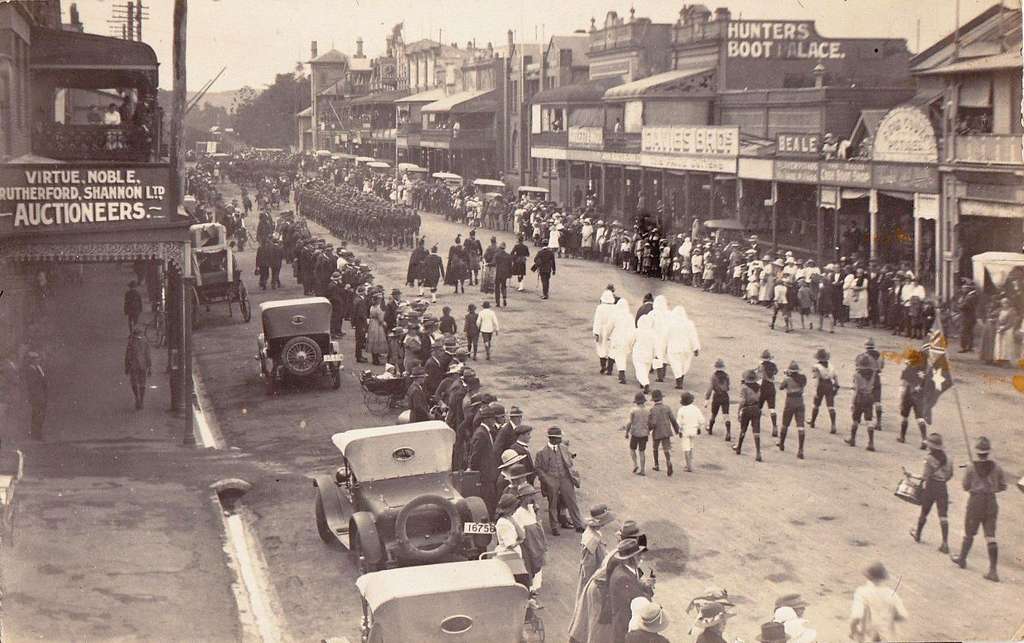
[589,23,645,53]
[604,130,641,151]
[531,131,569,147]
[421,127,496,149]
[33,123,156,162]
[953,134,1023,165]
[672,20,727,46]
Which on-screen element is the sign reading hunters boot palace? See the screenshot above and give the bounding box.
[0,165,173,237]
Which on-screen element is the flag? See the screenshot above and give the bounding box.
[923,323,954,411]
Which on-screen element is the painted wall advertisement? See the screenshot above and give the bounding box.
[726,21,845,59]
[0,165,173,237]
[776,132,820,158]
[642,126,739,157]
[774,160,819,184]
[820,162,872,187]
[871,106,939,163]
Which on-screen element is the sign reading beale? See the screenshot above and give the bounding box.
[726,21,845,59]
[0,165,172,236]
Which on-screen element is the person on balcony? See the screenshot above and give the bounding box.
[103,103,122,125]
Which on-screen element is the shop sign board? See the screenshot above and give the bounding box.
[959,199,1024,219]
[872,163,939,193]
[726,21,846,60]
[568,126,604,149]
[0,164,173,238]
[641,153,736,174]
[820,162,871,187]
[872,106,939,163]
[776,132,820,157]
[600,151,641,165]
[774,160,820,184]
[641,126,739,157]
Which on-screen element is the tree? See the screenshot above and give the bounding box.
[233,73,310,149]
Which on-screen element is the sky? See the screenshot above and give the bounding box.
[69,0,1009,91]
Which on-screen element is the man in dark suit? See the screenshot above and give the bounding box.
[385,288,402,330]
[534,426,584,535]
[24,352,47,441]
[493,404,523,455]
[608,538,655,641]
[351,285,370,363]
[124,281,143,331]
[467,403,500,518]
[531,243,557,300]
[493,242,513,307]
[507,423,536,485]
[405,367,430,422]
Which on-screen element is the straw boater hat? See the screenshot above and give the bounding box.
[586,504,615,529]
[498,449,527,470]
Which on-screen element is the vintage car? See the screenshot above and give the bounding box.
[256,297,343,395]
[312,421,492,573]
[350,559,541,643]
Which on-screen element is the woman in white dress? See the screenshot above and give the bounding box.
[648,295,671,382]
[666,306,701,389]
[607,298,636,385]
[593,289,618,375]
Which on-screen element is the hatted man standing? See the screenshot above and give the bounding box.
[24,352,47,441]
[534,427,584,535]
[951,436,1008,582]
[531,241,558,300]
[124,329,152,410]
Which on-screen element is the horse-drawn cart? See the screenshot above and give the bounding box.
[189,222,252,327]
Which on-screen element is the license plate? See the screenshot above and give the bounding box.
[463,522,495,535]
[322,354,344,363]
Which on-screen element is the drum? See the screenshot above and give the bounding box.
[895,475,923,505]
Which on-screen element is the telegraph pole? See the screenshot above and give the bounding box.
[171,0,195,445]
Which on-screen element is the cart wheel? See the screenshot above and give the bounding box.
[238,284,252,322]
[363,390,390,416]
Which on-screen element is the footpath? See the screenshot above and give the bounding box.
[0,264,246,642]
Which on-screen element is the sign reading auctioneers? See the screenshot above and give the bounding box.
[0,164,172,237]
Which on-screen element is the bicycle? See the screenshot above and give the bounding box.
[145,304,166,348]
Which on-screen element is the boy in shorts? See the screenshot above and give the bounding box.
[778,361,808,459]
[845,353,879,451]
[705,358,732,441]
[676,391,705,472]
[624,392,650,476]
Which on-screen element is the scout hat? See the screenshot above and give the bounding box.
[864,338,876,349]
[926,433,944,451]
[814,348,829,361]
[756,621,789,642]
[634,392,647,404]
[650,389,663,402]
[714,358,726,370]
[586,504,615,529]
[975,436,992,455]
[761,349,773,360]
[786,361,800,373]
[742,369,758,384]
[498,449,526,470]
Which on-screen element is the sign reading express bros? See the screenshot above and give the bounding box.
[0,165,171,237]
[726,21,845,59]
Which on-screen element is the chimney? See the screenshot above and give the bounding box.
[714,7,731,22]
[311,41,318,59]
[812,63,826,88]
[355,37,364,58]
[70,3,81,27]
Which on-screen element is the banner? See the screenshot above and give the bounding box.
[0,164,173,237]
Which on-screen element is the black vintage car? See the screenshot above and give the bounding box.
[256,297,343,395]
[312,421,492,573]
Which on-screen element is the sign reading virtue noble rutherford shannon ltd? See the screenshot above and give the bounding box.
[0,164,172,237]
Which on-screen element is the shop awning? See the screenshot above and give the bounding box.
[532,76,624,104]
[30,27,159,89]
[603,67,714,100]
[918,51,1022,75]
[421,89,497,114]
[349,88,412,106]
[395,88,448,104]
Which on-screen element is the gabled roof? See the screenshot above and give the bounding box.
[310,48,348,65]
[532,76,623,104]
[548,34,590,64]
[911,4,1021,74]
[603,67,714,100]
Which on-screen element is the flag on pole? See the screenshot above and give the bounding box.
[923,323,953,411]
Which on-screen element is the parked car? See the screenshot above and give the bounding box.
[312,421,492,573]
[256,297,343,395]
[351,558,542,643]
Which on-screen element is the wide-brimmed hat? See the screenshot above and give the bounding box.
[508,405,523,418]
[547,426,563,438]
[756,621,789,642]
[786,361,800,373]
[496,493,520,515]
[864,561,888,581]
[498,449,526,469]
[864,338,876,349]
[631,598,670,634]
[761,349,773,360]
[714,358,726,370]
[742,369,758,384]
[586,504,615,528]
[650,389,663,402]
[514,423,534,436]
[507,463,531,480]
[613,538,645,560]
[618,520,644,541]
[814,348,829,361]
[515,482,539,498]
[409,366,427,378]
[975,436,991,455]
[634,392,647,404]
[926,433,944,451]
[696,602,735,628]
